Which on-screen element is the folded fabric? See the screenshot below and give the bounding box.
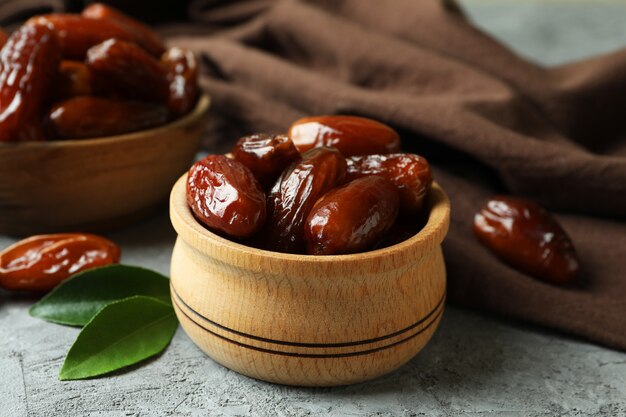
[2,0,624,350]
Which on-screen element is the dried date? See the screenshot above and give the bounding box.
[28,14,148,59]
[45,97,169,139]
[346,154,432,215]
[264,147,347,253]
[87,39,169,103]
[305,176,399,255]
[473,196,579,285]
[0,233,120,292]
[0,24,60,142]
[288,115,401,156]
[187,155,266,239]
[28,13,163,59]
[232,133,301,189]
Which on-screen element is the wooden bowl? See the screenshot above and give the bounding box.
[169,175,450,387]
[0,95,209,236]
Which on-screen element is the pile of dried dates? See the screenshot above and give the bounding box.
[186,115,433,255]
[0,3,198,142]
[187,114,580,285]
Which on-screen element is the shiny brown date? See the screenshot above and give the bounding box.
[45,97,169,139]
[232,133,301,189]
[288,115,401,156]
[0,24,60,142]
[305,176,399,255]
[187,155,266,239]
[54,60,93,100]
[161,47,199,115]
[473,196,579,285]
[87,39,169,103]
[265,147,347,253]
[346,154,432,215]
[0,233,120,292]
[82,3,165,57]
[27,14,156,59]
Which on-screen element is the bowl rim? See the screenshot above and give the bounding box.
[0,94,210,149]
[170,173,451,264]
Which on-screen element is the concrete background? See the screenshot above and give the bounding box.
[1,1,626,416]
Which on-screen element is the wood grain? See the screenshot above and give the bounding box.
[169,175,450,386]
[0,95,209,236]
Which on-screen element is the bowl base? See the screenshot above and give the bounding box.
[174,299,443,387]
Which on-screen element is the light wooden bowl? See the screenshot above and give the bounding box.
[0,94,209,236]
[169,175,450,387]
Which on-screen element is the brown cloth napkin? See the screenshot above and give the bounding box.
[2,0,625,350]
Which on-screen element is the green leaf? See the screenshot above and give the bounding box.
[29,265,170,326]
[59,295,178,380]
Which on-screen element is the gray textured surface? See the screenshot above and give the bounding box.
[2,2,626,416]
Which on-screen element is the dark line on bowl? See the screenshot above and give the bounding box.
[173,296,444,358]
[171,284,445,348]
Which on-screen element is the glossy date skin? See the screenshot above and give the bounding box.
[305,176,399,255]
[54,60,93,100]
[232,134,301,189]
[82,3,165,57]
[288,115,401,156]
[264,147,347,253]
[473,196,579,285]
[0,24,60,142]
[87,39,169,103]
[46,97,169,139]
[346,154,432,215]
[161,47,199,116]
[0,234,120,292]
[27,14,158,59]
[187,155,266,239]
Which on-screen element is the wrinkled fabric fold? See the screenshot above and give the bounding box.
[1,0,625,350]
